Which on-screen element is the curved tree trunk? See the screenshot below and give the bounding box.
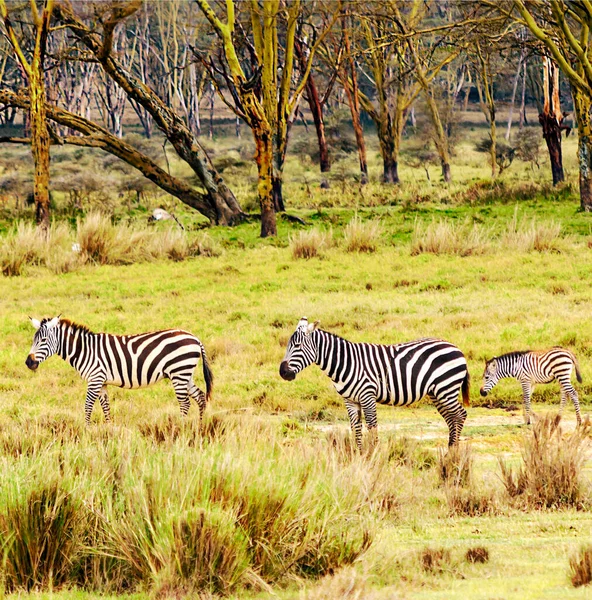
[540,57,565,185]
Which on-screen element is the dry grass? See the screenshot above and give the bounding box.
[290,228,333,259]
[570,546,592,587]
[465,547,490,564]
[419,547,452,574]
[411,218,491,257]
[438,443,473,487]
[343,217,382,253]
[501,211,563,252]
[499,414,590,509]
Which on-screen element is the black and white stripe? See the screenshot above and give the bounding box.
[280,318,470,448]
[26,316,213,424]
[480,348,582,425]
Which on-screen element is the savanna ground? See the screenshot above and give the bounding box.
[2,113,592,598]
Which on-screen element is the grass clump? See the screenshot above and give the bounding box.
[343,217,382,253]
[502,211,562,252]
[419,547,452,574]
[499,414,590,509]
[465,547,490,564]
[411,218,491,257]
[438,443,473,487]
[570,546,592,587]
[0,482,85,592]
[290,228,333,259]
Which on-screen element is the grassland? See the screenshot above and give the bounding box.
[1,117,592,598]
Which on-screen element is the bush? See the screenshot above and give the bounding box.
[411,218,491,257]
[499,414,590,509]
[475,138,516,174]
[290,228,333,259]
[419,547,452,574]
[466,547,490,564]
[343,217,382,253]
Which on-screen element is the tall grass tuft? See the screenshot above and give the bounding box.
[502,211,562,252]
[0,482,85,591]
[438,443,473,487]
[499,414,590,509]
[411,218,491,257]
[343,217,382,253]
[570,546,592,587]
[290,228,333,259]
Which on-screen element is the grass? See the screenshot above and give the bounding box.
[1,117,592,598]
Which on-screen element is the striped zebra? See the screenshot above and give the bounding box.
[279,318,470,448]
[480,348,582,425]
[25,316,213,424]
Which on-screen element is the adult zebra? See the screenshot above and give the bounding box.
[480,348,582,425]
[279,318,470,448]
[25,316,213,424]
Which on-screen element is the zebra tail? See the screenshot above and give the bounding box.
[461,371,470,407]
[573,353,583,384]
[201,344,214,403]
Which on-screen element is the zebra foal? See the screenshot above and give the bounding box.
[480,348,582,425]
[26,316,213,424]
[279,318,470,448]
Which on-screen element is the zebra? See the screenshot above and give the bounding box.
[25,316,213,424]
[279,317,470,448]
[480,348,582,425]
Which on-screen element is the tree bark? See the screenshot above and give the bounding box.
[306,74,330,175]
[573,86,592,211]
[30,3,53,230]
[540,57,565,185]
[254,130,277,237]
[506,50,524,141]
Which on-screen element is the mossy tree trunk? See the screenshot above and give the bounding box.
[573,87,592,211]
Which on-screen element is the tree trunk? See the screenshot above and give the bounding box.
[305,73,330,176]
[423,89,452,182]
[519,59,527,128]
[254,130,277,237]
[343,76,368,184]
[30,2,53,230]
[506,50,524,141]
[540,57,565,185]
[573,87,592,211]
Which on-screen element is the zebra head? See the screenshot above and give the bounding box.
[26,316,60,371]
[279,317,319,381]
[480,357,499,397]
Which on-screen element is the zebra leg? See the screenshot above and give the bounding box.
[98,385,111,422]
[172,376,191,417]
[361,395,378,448]
[344,399,363,451]
[434,398,466,447]
[520,381,533,425]
[560,378,582,426]
[560,389,567,414]
[188,378,206,421]
[84,381,104,425]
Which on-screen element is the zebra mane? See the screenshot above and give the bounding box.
[58,318,93,335]
[491,350,530,363]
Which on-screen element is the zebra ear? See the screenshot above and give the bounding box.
[47,316,60,328]
[30,317,41,330]
[307,320,320,333]
[297,317,308,329]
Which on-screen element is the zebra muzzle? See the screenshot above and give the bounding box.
[479,388,488,397]
[25,354,39,371]
[279,361,296,381]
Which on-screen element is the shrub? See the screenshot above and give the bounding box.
[570,546,592,587]
[343,217,382,253]
[475,137,516,174]
[290,228,333,259]
[499,414,589,509]
[411,218,491,257]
